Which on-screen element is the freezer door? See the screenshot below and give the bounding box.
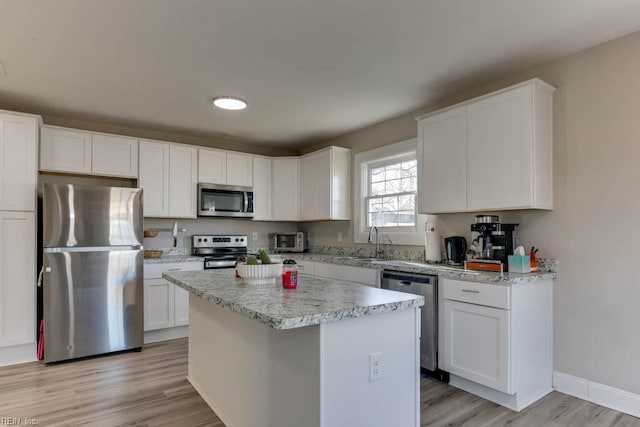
[43,183,143,248]
[43,249,143,363]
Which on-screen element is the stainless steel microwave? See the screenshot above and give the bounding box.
[197,183,254,218]
[270,232,308,252]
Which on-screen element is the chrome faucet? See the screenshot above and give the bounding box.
[368,226,382,258]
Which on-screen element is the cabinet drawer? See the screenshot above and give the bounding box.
[144,261,203,279]
[442,278,510,310]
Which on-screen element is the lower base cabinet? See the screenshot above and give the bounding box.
[302,261,380,288]
[0,212,36,366]
[439,277,553,411]
[143,262,202,339]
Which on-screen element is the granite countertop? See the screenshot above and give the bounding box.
[144,255,204,264]
[278,254,557,284]
[163,269,424,330]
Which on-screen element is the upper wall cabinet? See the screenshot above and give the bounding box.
[198,148,253,187]
[0,113,38,212]
[252,156,272,221]
[417,106,467,213]
[139,140,197,218]
[40,126,138,178]
[272,157,300,221]
[299,146,351,221]
[417,79,555,214]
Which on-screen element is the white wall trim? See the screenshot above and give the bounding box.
[553,371,640,418]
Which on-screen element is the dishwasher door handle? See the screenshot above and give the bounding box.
[399,281,412,286]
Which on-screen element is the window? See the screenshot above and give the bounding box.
[367,157,417,227]
[353,138,428,246]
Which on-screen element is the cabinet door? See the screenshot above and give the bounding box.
[169,145,197,218]
[91,134,138,178]
[342,265,380,288]
[0,212,35,347]
[0,114,37,211]
[139,140,170,217]
[143,278,174,331]
[296,260,315,276]
[198,148,226,184]
[252,156,272,220]
[417,106,467,213]
[227,152,253,186]
[314,262,343,280]
[442,299,511,394]
[272,158,299,221]
[174,286,189,327]
[300,150,331,220]
[467,85,533,210]
[40,126,92,174]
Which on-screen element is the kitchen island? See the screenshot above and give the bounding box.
[163,269,424,427]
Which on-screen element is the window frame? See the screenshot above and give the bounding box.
[353,138,428,246]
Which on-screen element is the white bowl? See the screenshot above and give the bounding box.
[237,263,283,285]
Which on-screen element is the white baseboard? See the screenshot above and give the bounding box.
[553,371,640,418]
[144,326,188,344]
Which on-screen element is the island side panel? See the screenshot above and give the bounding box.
[187,295,321,427]
[320,307,421,427]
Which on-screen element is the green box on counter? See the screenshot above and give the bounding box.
[508,255,530,273]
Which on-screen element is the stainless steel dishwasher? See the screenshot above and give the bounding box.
[381,270,438,372]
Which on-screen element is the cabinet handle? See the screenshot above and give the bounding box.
[462,289,480,293]
[168,268,181,271]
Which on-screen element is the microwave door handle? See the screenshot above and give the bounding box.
[243,192,249,213]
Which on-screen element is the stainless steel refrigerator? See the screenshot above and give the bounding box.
[42,183,143,363]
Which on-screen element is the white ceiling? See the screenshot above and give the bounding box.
[1,1,640,148]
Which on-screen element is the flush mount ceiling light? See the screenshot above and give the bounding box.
[212,96,248,111]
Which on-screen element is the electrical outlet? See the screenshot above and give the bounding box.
[252,232,258,241]
[369,352,382,381]
[337,232,342,242]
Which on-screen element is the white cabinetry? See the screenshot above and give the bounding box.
[227,152,253,186]
[299,146,351,221]
[139,140,170,216]
[198,148,226,184]
[169,144,198,218]
[272,157,300,221]
[139,140,197,218]
[143,261,202,337]
[198,148,253,186]
[0,213,35,350]
[439,277,553,411]
[252,156,272,221]
[40,126,138,178]
[0,113,37,211]
[417,106,467,213]
[306,261,380,288]
[90,134,138,178]
[417,79,554,214]
[0,110,38,367]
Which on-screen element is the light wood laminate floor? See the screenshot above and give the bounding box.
[0,338,638,426]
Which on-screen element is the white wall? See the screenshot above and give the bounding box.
[304,31,640,396]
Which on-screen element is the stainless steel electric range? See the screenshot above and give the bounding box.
[192,235,248,269]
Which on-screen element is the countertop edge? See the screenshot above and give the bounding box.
[163,272,424,330]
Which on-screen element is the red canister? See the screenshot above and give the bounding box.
[282,259,298,289]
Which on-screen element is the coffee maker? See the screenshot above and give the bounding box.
[470,215,519,271]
